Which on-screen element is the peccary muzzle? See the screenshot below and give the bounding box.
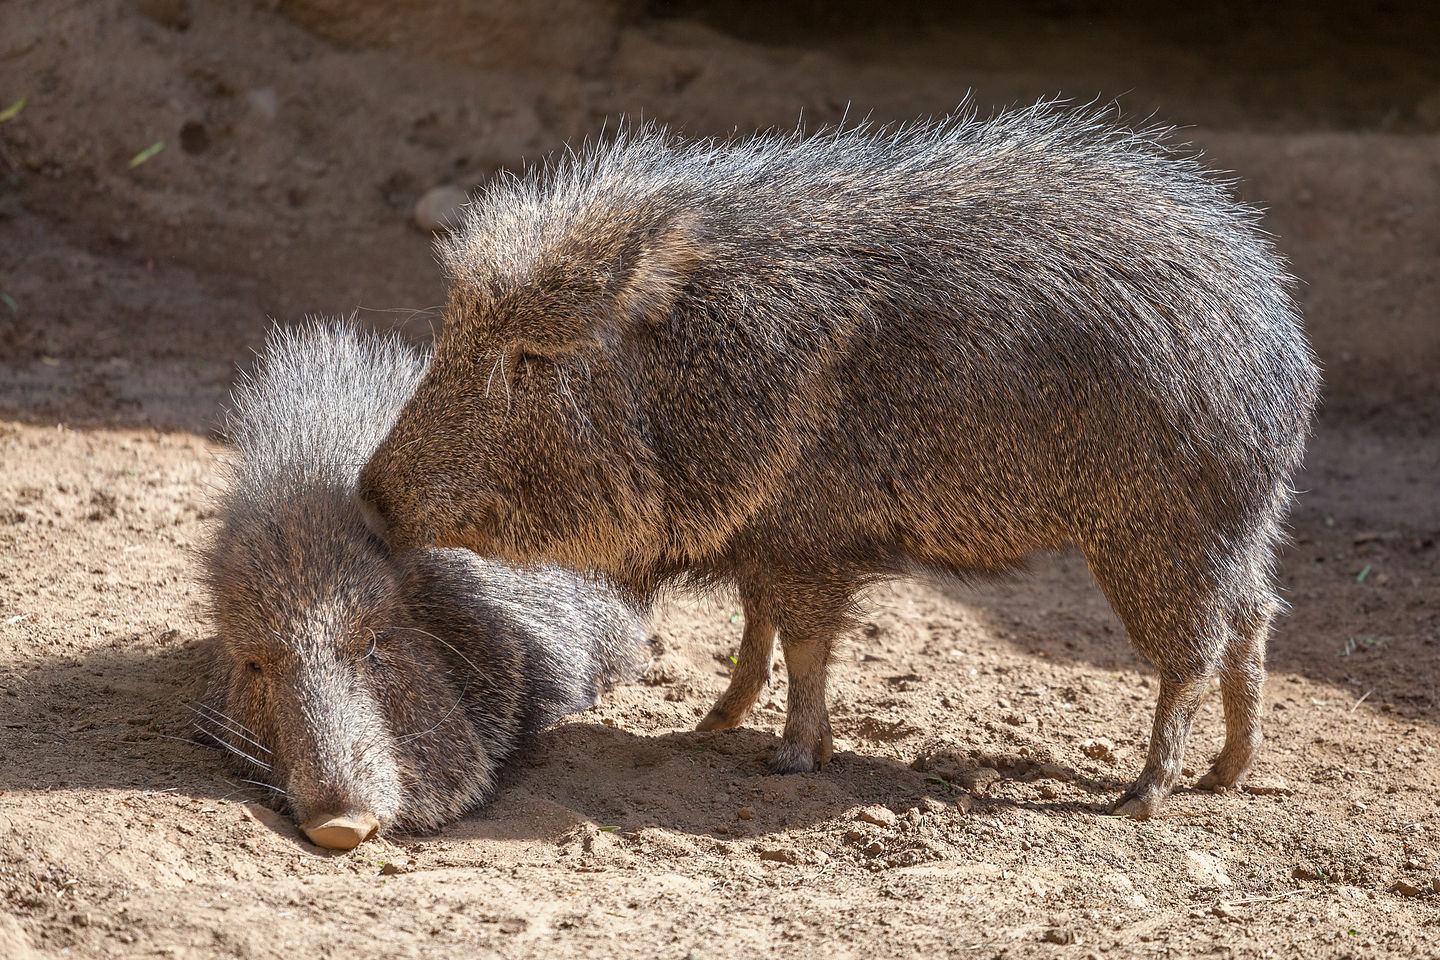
[198,321,648,849]
[357,103,1321,818]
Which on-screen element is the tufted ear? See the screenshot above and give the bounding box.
[454,209,704,359]
[613,209,705,330]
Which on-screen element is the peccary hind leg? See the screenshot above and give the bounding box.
[1113,671,1209,818]
[697,601,776,731]
[1085,537,1232,819]
[1196,594,1276,792]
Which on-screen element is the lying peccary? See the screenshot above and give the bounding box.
[198,320,648,849]
[357,103,1321,818]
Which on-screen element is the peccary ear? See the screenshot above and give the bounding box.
[452,210,703,358]
[612,210,704,330]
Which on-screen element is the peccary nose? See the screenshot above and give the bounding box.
[302,812,380,850]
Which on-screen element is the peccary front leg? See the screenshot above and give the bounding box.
[770,627,835,774]
[697,601,776,731]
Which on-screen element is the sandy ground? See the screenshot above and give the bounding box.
[1,2,1438,957]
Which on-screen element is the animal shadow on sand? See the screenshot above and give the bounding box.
[0,635,1140,852]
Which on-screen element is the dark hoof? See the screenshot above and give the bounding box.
[1111,788,1163,820]
[768,740,822,774]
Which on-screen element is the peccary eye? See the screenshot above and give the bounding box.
[503,346,550,381]
[245,660,263,674]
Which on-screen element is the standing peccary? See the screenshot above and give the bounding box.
[198,320,648,850]
[356,103,1321,818]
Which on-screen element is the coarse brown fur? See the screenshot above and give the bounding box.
[198,321,648,843]
[357,102,1321,818]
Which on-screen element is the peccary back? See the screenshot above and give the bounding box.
[199,320,647,848]
[357,103,1321,818]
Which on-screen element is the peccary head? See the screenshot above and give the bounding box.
[198,322,506,848]
[202,500,504,848]
[201,320,650,848]
[357,187,707,583]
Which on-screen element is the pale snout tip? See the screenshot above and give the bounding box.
[302,812,380,851]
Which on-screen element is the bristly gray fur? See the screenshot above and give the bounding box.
[359,100,1322,819]
[437,103,1306,459]
[199,319,648,837]
[221,318,431,498]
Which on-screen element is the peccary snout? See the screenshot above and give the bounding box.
[302,814,380,851]
[355,420,505,558]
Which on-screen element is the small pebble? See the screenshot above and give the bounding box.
[955,793,975,814]
[1391,879,1427,897]
[757,847,800,864]
[962,766,1002,791]
[737,806,755,820]
[856,805,897,827]
[379,860,410,876]
[581,830,615,854]
[1080,738,1115,762]
[1244,777,1294,797]
[414,185,469,233]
